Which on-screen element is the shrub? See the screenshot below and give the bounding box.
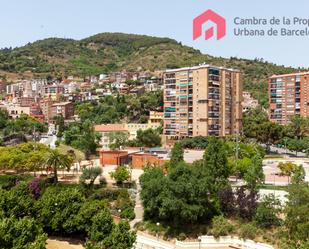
[218,188,236,216]
[254,194,282,228]
[110,166,130,185]
[209,215,235,238]
[178,232,187,241]
[239,223,258,240]
[120,207,136,220]
[80,166,103,186]
[28,177,41,199]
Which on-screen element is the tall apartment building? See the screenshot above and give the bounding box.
[269,72,309,124]
[163,65,242,141]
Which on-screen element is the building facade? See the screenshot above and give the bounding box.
[269,72,309,125]
[51,102,74,119]
[95,122,161,150]
[163,65,242,140]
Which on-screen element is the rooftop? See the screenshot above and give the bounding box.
[165,64,240,73]
[94,124,127,132]
[52,102,72,106]
[270,71,309,78]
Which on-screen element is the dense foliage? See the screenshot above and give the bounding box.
[0,110,47,145]
[75,92,163,124]
[64,120,101,159]
[0,33,301,107]
[0,176,136,249]
[243,108,309,155]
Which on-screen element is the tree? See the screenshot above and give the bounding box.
[36,187,85,234]
[254,194,282,228]
[0,143,50,172]
[244,155,264,193]
[292,165,306,184]
[64,120,101,159]
[53,115,65,138]
[287,115,309,139]
[202,137,229,194]
[285,183,309,242]
[140,163,218,227]
[235,186,258,220]
[170,142,184,167]
[0,217,47,249]
[256,121,285,150]
[218,187,236,216]
[209,216,235,238]
[108,132,129,150]
[103,221,136,249]
[135,128,161,148]
[80,166,103,187]
[0,109,8,129]
[243,107,269,139]
[46,149,73,183]
[286,138,307,157]
[180,136,209,149]
[89,208,114,242]
[278,162,297,183]
[110,166,130,185]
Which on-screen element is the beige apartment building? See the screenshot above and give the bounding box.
[269,72,309,125]
[163,65,242,141]
[95,123,161,150]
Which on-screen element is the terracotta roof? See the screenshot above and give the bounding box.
[94,124,127,132]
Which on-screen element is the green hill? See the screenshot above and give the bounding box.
[0,32,305,107]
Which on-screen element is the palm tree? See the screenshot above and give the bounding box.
[46,149,72,183]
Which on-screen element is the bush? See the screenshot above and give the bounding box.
[0,217,47,248]
[209,216,235,238]
[80,166,103,186]
[28,177,41,199]
[254,194,282,228]
[90,188,128,201]
[120,207,136,220]
[239,223,258,240]
[178,232,187,241]
[110,166,130,185]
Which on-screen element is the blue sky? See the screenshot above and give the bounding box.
[1,0,309,67]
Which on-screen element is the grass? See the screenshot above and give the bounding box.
[260,184,289,191]
[57,144,85,161]
[264,154,284,159]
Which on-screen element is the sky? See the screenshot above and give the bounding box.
[1,0,309,68]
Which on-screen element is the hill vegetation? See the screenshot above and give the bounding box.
[0,32,306,107]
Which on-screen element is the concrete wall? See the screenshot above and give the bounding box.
[134,234,274,249]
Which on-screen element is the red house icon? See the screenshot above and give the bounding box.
[193,10,226,40]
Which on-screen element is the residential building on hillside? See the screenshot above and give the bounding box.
[51,102,74,119]
[242,91,259,112]
[45,84,64,100]
[4,104,31,119]
[40,98,55,122]
[149,111,164,124]
[163,64,242,142]
[95,124,128,150]
[95,122,161,150]
[269,72,309,124]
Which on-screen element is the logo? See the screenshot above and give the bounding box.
[193,10,226,40]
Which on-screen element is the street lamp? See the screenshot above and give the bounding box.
[156,222,160,241]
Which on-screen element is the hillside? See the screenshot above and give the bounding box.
[0,32,304,107]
